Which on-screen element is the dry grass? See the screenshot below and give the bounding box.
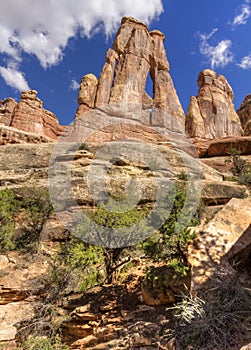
[166,267,251,350]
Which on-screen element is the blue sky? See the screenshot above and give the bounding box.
[0,0,251,126]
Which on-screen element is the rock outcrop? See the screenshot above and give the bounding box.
[75,17,185,133]
[0,125,52,145]
[0,98,17,126]
[188,197,251,290]
[237,94,251,136]
[9,90,64,140]
[185,69,243,139]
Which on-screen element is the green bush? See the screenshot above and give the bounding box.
[17,187,53,252]
[0,187,53,253]
[18,335,68,350]
[49,237,105,296]
[0,188,20,252]
[225,148,251,187]
[141,182,199,276]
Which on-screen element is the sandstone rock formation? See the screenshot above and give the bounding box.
[75,17,185,133]
[0,125,52,145]
[237,94,251,136]
[0,98,17,126]
[188,197,251,290]
[185,69,243,139]
[9,90,64,140]
[76,74,98,117]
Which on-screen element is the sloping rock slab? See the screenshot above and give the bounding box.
[188,197,251,290]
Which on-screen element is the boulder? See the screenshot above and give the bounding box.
[185,69,243,139]
[237,94,251,136]
[188,197,251,290]
[207,136,251,157]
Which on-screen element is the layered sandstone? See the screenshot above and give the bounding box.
[75,17,185,133]
[0,98,17,126]
[237,94,251,136]
[185,69,243,139]
[8,90,64,140]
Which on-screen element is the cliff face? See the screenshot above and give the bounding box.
[237,94,251,136]
[185,69,243,140]
[75,17,185,133]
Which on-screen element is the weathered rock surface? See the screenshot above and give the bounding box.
[76,74,98,118]
[0,125,52,145]
[0,98,17,126]
[95,49,118,107]
[10,90,64,140]
[237,94,251,136]
[185,69,243,139]
[0,252,48,343]
[206,136,251,157]
[75,17,185,133]
[188,197,251,291]
[0,142,246,208]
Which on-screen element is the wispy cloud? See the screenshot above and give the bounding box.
[69,79,80,91]
[237,53,251,69]
[0,62,30,91]
[231,2,251,27]
[199,29,234,69]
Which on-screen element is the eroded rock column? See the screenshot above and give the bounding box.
[185,69,243,139]
[109,17,151,109]
[150,30,185,131]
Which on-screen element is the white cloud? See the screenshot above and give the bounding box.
[237,53,251,69]
[0,64,30,91]
[69,79,80,91]
[199,29,234,69]
[231,2,251,27]
[0,0,163,70]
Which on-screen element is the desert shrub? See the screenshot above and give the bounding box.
[141,182,200,276]
[49,196,150,294]
[78,142,91,151]
[225,148,251,186]
[49,237,104,297]
[0,188,20,252]
[76,198,150,284]
[18,335,68,350]
[17,187,53,252]
[166,268,251,350]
